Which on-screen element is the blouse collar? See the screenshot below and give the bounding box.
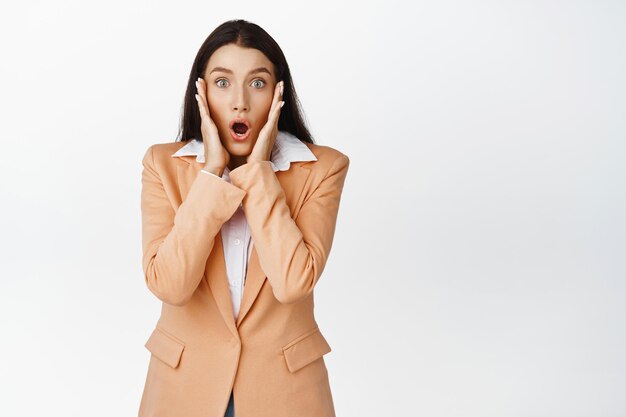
[171,130,317,172]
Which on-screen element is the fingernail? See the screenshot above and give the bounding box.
[280,101,285,108]
[195,94,199,100]
[195,81,198,89]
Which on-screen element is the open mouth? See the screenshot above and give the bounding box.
[229,118,251,139]
[232,123,248,136]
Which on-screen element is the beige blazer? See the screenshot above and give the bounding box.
[138,138,350,417]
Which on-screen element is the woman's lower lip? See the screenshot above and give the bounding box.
[230,128,251,142]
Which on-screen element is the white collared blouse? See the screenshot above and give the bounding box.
[170,130,318,319]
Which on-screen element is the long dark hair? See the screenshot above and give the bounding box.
[176,19,314,144]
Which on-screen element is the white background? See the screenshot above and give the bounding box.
[0,1,624,416]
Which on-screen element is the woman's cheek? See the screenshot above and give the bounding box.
[207,94,224,122]
[255,95,273,120]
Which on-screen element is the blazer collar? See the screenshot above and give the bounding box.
[170,130,317,171]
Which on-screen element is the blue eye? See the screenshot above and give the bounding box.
[215,78,265,89]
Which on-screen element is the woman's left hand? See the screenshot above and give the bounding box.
[246,80,284,163]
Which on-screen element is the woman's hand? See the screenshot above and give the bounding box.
[246,80,285,163]
[195,77,230,175]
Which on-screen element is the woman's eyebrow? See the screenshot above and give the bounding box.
[209,66,272,76]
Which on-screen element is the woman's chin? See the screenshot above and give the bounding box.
[225,141,251,153]
[224,136,256,154]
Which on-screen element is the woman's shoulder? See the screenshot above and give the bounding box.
[302,141,349,164]
[141,139,195,168]
[300,141,350,178]
[143,139,191,157]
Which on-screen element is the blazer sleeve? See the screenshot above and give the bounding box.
[228,154,350,304]
[140,145,247,306]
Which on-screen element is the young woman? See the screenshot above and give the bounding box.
[138,19,350,417]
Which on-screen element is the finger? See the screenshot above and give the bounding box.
[200,78,212,118]
[194,92,206,119]
[268,80,282,114]
[272,94,284,122]
[195,78,211,119]
[273,101,283,120]
[269,84,284,124]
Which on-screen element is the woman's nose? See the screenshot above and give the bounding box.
[232,89,249,111]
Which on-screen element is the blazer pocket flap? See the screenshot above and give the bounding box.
[282,327,331,373]
[144,327,185,369]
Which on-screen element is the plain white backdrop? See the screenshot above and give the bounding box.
[0,1,624,416]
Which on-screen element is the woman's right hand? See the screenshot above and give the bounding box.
[195,77,229,175]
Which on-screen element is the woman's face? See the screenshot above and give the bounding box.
[202,43,278,158]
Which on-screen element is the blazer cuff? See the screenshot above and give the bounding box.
[228,160,275,191]
[183,168,247,223]
[200,169,225,180]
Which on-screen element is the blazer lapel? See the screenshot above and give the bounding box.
[207,231,238,336]
[174,155,313,332]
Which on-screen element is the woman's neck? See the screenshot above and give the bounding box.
[228,155,247,171]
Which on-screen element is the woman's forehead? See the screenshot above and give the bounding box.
[206,44,275,78]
